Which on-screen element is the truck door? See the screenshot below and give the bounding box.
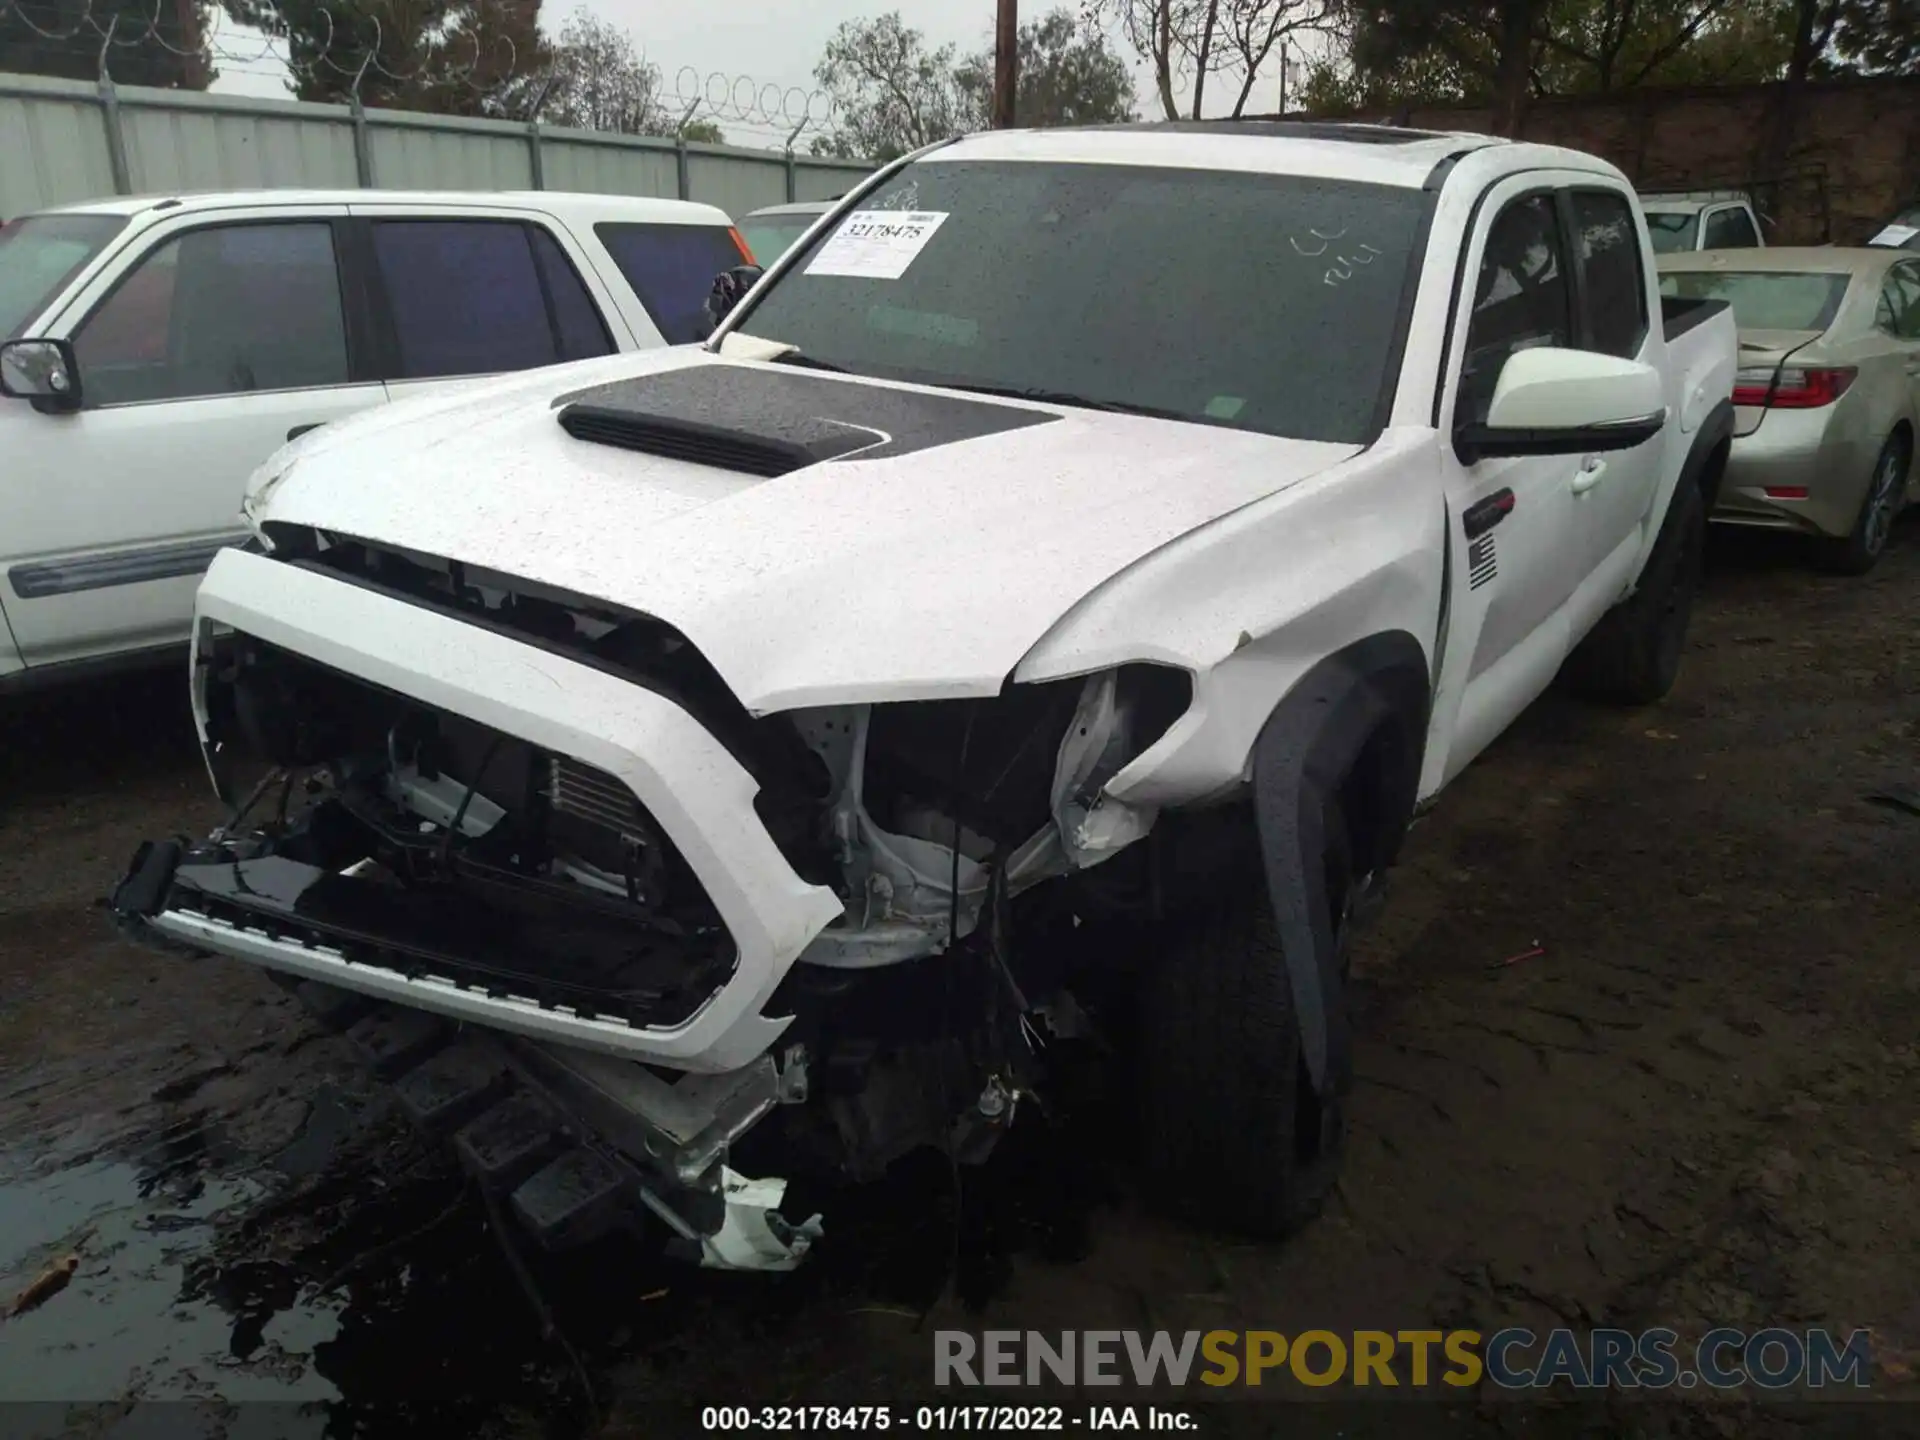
[1561,186,1666,632]
[1427,185,1585,787]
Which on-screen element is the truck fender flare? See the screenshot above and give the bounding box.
[1249,630,1431,1099]
[1681,398,1736,515]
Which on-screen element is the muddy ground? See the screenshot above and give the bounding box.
[1,524,1916,1439]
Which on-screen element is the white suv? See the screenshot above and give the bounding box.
[0,190,750,692]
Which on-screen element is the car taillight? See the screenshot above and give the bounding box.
[728,226,757,264]
[1731,365,1856,408]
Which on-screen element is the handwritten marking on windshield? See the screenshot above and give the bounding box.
[1323,242,1384,286]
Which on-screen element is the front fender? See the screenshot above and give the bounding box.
[1250,631,1430,1098]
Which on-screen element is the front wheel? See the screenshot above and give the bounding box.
[1136,815,1352,1238]
[1562,480,1706,706]
[1813,432,1909,577]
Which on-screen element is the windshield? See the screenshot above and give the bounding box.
[0,213,127,339]
[740,213,821,267]
[1659,270,1849,332]
[729,160,1430,446]
[1645,212,1698,253]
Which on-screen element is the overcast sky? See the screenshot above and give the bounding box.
[207,0,1314,142]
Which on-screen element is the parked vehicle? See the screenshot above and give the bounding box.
[106,123,1736,1270]
[0,191,751,693]
[737,200,836,267]
[1867,204,1920,250]
[1658,247,1920,573]
[1641,190,1765,253]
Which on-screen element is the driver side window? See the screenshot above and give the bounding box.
[73,221,349,408]
[1459,194,1573,428]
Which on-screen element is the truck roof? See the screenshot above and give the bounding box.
[33,189,733,227]
[1640,191,1754,215]
[928,121,1625,190]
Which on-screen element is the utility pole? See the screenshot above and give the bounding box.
[992,0,1018,129]
[177,0,210,89]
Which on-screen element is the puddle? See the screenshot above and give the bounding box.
[0,1039,1123,1434]
[0,1112,621,1437]
[0,1150,342,1405]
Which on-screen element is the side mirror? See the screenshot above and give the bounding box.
[0,338,82,414]
[1456,347,1665,463]
[699,264,765,339]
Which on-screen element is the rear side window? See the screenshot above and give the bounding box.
[595,222,749,344]
[1659,270,1850,332]
[1876,262,1920,340]
[1459,194,1572,425]
[1570,191,1649,358]
[1702,207,1760,249]
[74,221,349,406]
[372,220,612,379]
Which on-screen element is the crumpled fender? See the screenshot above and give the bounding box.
[1249,631,1430,1099]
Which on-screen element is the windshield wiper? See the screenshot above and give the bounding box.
[768,350,851,373]
[941,382,1188,422]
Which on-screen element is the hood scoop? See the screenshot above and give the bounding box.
[552,361,1060,478]
[557,405,836,478]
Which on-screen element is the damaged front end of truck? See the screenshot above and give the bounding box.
[111,527,1195,1270]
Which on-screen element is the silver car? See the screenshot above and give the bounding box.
[1658,247,1920,573]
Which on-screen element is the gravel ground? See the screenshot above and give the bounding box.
[0,523,1916,1439]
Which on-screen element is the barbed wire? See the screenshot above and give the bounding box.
[665,66,834,142]
[0,0,841,147]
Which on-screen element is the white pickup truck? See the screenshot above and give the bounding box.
[1641,189,1766,253]
[0,190,752,693]
[107,122,1737,1269]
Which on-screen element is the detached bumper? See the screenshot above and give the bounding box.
[141,547,844,1075]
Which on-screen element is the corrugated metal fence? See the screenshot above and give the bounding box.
[0,70,873,220]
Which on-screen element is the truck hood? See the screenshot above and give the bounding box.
[254,350,1359,713]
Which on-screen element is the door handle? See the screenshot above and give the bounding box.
[1571,456,1607,495]
[287,422,324,442]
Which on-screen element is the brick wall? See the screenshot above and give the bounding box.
[1322,77,1920,245]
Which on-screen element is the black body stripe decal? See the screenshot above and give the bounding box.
[9,535,247,599]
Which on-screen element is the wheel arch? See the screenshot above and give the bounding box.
[1249,629,1431,1100]
[1688,398,1736,515]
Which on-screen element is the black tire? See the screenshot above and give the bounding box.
[1562,479,1706,706]
[1137,812,1352,1238]
[1813,431,1909,577]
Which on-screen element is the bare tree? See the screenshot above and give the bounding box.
[1220,0,1336,113]
[540,7,667,133]
[1089,0,1334,118]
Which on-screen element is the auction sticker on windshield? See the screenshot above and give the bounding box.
[806,211,949,279]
